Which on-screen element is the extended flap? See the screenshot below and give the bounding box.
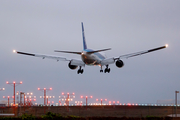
[70,59,85,67]
[101,58,115,66]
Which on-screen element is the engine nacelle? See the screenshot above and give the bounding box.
[68,62,78,70]
[115,60,124,68]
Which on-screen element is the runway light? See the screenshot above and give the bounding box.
[6,81,9,84]
[13,50,16,53]
[165,44,168,48]
[38,88,40,90]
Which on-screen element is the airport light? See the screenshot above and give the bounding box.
[38,87,52,106]
[109,101,119,105]
[59,92,75,106]
[175,91,179,117]
[59,92,75,111]
[0,88,5,91]
[81,95,93,110]
[46,96,55,106]
[3,96,14,107]
[6,81,22,106]
[96,99,107,105]
[75,101,83,106]
[25,92,36,106]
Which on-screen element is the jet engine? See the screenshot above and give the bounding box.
[68,62,78,70]
[115,60,124,68]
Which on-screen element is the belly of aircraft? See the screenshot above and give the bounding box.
[81,54,100,66]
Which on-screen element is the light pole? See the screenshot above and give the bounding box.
[6,81,22,106]
[81,96,93,110]
[59,92,75,106]
[96,99,107,105]
[38,88,52,106]
[46,96,55,106]
[59,92,75,111]
[25,92,36,106]
[3,96,13,107]
[20,92,25,106]
[175,91,179,117]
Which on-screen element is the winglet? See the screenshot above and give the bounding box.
[82,22,87,50]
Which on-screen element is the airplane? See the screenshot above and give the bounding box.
[13,22,168,74]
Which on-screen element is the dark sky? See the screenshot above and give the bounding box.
[0,0,180,105]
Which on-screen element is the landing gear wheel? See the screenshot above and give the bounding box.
[100,70,103,73]
[77,66,83,74]
[104,65,110,73]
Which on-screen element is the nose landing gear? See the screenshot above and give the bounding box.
[100,66,103,73]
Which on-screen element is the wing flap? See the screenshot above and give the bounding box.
[101,58,115,66]
[70,59,85,67]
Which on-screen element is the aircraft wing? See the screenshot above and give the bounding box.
[100,45,168,66]
[13,50,85,66]
[117,45,168,59]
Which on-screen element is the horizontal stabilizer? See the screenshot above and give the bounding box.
[87,48,111,54]
[54,50,82,55]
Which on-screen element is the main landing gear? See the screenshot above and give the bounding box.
[100,65,110,73]
[77,66,84,74]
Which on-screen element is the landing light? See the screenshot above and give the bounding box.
[165,44,168,48]
[13,50,16,53]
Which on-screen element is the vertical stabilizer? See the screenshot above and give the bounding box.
[82,22,87,50]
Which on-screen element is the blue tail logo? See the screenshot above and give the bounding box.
[82,22,87,50]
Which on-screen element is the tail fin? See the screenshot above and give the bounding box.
[81,22,87,50]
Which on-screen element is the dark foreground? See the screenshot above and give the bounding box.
[0,105,180,118]
[0,112,179,120]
